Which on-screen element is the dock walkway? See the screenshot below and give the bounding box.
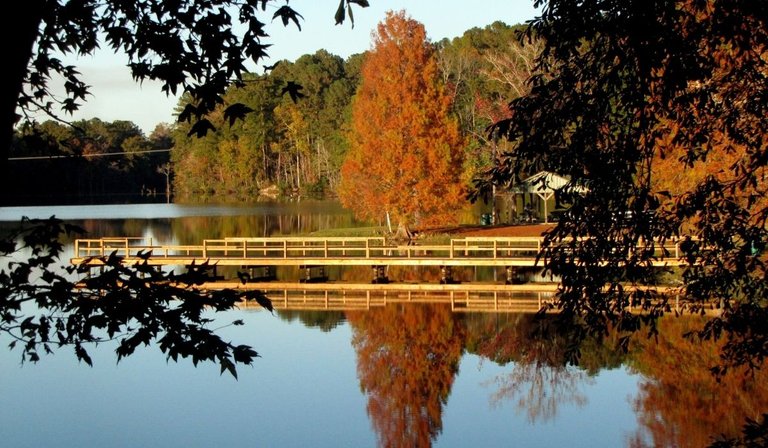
[71,235,685,269]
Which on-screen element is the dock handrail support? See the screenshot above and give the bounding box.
[74,236,153,258]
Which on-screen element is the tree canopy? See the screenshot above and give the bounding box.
[170,50,360,200]
[338,10,466,230]
[483,0,768,375]
[8,118,170,205]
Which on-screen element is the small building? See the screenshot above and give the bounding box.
[511,171,586,223]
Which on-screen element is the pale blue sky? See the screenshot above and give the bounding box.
[43,1,539,134]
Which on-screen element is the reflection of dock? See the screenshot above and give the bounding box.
[215,281,688,314]
[223,282,558,313]
[70,236,686,271]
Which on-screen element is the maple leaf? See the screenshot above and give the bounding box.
[281,81,305,103]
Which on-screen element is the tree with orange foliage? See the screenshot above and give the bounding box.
[338,10,466,233]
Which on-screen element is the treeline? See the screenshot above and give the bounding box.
[171,21,527,202]
[7,21,528,205]
[7,119,172,205]
[171,49,363,200]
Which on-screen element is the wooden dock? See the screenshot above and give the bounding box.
[70,235,686,269]
[69,236,699,314]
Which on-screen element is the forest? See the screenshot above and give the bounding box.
[6,20,526,208]
[7,119,173,205]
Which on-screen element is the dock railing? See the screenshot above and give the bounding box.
[74,237,153,258]
[213,236,388,258]
[71,235,687,265]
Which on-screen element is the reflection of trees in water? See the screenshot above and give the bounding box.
[169,206,359,243]
[488,362,589,423]
[337,266,505,283]
[464,313,629,423]
[68,218,175,242]
[276,309,346,332]
[347,303,465,448]
[628,316,768,448]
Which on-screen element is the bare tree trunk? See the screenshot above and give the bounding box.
[295,148,301,191]
[394,221,412,243]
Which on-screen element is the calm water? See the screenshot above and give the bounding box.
[1,202,764,448]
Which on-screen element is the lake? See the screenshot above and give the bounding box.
[0,201,764,448]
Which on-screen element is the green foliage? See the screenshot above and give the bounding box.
[0,217,270,377]
[172,50,360,201]
[15,1,363,134]
[3,1,369,198]
[6,119,170,204]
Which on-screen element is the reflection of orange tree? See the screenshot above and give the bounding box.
[347,303,465,448]
[628,316,768,448]
[465,313,625,423]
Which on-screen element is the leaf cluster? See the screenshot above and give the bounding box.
[482,0,768,372]
[0,217,271,377]
[338,11,467,227]
[19,0,368,137]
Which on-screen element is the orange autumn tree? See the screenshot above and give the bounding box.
[338,10,466,233]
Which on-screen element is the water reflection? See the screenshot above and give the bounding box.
[347,304,465,448]
[466,313,594,423]
[0,200,363,244]
[277,309,346,331]
[2,203,764,447]
[628,316,768,448]
[277,305,767,447]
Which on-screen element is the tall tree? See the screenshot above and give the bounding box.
[338,10,466,232]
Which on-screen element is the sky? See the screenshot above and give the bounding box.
[43,1,540,134]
